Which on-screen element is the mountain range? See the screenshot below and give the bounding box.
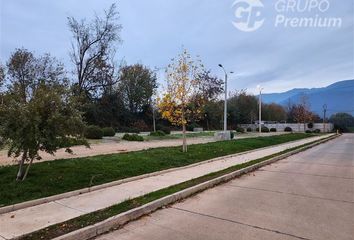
[261,80,354,117]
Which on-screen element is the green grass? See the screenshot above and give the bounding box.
[0,133,315,207]
[19,137,330,240]
[145,131,215,140]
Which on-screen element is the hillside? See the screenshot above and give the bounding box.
[262,80,354,116]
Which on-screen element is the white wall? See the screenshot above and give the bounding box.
[239,123,334,133]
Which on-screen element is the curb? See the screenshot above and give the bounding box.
[51,134,338,240]
[0,134,332,214]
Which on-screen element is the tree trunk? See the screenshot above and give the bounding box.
[182,124,187,152]
[16,151,27,181]
[22,158,34,181]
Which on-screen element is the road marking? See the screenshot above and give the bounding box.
[259,170,354,180]
[227,185,354,204]
[171,207,312,240]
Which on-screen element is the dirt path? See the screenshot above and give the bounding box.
[0,132,289,166]
[0,137,215,166]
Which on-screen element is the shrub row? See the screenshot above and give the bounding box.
[149,130,166,137]
[306,129,321,134]
[122,133,144,141]
[84,126,116,139]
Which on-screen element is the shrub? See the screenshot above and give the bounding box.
[247,127,252,132]
[122,134,144,142]
[307,123,314,129]
[156,124,171,135]
[313,129,321,133]
[230,131,235,139]
[102,127,115,137]
[84,126,103,139]
[270,128,277,132]
[305,130,313,134]
[261,127,270,133]
[284,127,293,132]
[149,130,166,137]
[236,127,245,133]
[187,123,201,132]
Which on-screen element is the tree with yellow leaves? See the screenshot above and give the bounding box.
[158,49,204,152]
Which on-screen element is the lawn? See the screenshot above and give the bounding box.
[144,131,215,140]
[0,133,315,207]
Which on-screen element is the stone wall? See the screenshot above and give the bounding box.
[239,123,334,133]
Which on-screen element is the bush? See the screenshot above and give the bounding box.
[230,131,235,139]
[284,127,293,132]
[122,134,144,142]
[247,127,252,132]
[236,127,245,133]
[102,127,115,137]
[156,124,171,135]
[307,123,314,129]
[313,129,321,133]
[261,127,270,133]
[149,130,166,137]
[270,128,277,132]
[187,123,201,132]
[84,125,103,139]
[305,130,313,134]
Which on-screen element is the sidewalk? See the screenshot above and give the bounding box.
[0,135,329,239]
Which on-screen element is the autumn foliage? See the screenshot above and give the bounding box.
[158,49,204,152]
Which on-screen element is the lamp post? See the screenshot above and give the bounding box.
[218,64,233,133]
[257,85,264,133]
[323,104,327,133]
[152,103,156,132]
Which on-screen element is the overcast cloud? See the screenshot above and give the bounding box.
[1,0,353,94]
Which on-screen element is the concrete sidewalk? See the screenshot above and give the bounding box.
[0,135,330,239]
[96,134,353,240]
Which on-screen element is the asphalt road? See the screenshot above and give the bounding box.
[95,134,354,240]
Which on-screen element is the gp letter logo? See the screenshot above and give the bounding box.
[232,0,265,32]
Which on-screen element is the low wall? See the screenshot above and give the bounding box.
[239,123,334,133]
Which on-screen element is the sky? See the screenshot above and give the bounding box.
[0,0,353,94]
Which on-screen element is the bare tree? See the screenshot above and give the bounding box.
[68,3,122,98]
[293,94,313,131]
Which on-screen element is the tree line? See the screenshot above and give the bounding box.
[0,4,350,180]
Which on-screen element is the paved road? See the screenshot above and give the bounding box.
[0,135,328,239]
[96,134,354,240]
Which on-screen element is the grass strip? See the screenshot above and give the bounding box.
[0,133,316,206]
[19,135,334,240]
[145,131,215,140]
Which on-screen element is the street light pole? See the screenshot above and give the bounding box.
[152,105,156,132]
[218,64,233,133]
[257,85,264,134]
[323,104,327,133]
